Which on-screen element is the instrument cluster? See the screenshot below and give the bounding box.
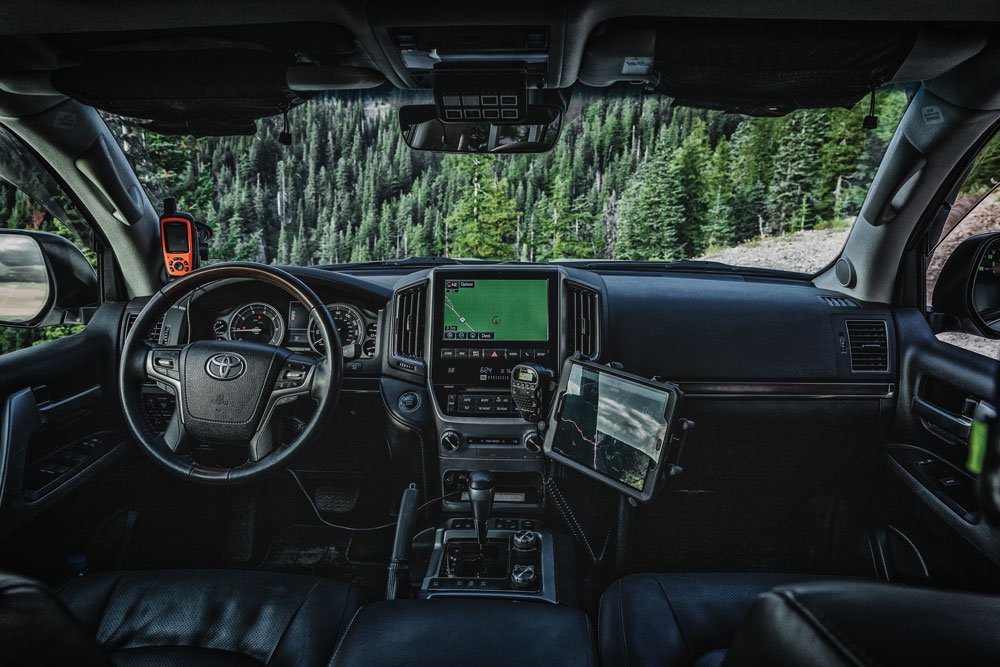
[209,300,379,359]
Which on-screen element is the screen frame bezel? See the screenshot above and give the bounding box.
[429,268,560,390]
[163,220,190,253]
[543,357,683,503]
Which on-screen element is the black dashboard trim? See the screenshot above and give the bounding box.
[680,381,895,398]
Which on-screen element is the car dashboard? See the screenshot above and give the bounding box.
[126,263,898,515]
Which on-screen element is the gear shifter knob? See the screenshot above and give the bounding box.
[467,470,494,555]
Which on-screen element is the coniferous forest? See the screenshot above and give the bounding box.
[109,86,910,266]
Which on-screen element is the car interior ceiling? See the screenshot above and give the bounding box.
[3,1,1000,666]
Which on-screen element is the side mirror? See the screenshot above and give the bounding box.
[932,232,1000,339]
[0,230,99,327]
[399,104,562,154]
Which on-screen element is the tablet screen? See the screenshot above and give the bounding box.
[550,363,673,492]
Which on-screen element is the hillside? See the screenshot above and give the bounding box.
[108,86,909,267]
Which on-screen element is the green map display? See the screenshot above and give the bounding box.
[442,279,548,341]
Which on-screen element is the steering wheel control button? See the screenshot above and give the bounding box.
[275,360,313,391]
[513,530,539,552]
[398,391,421,412]
[151,350,181,379]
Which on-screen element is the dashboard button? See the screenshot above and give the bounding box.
[470,349,483,359]
[505,349,521,360]
[441,349,456,359]
[456,349,469,359]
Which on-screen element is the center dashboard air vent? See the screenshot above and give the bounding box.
[846,320,889,372]
[567,283,600,360]
[392,283,427,371]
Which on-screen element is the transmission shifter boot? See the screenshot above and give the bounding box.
[467,470,494,555]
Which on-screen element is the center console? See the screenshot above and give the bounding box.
[427,268,566,511]
[418,469,556,602]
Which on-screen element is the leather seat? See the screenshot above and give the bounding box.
[724,580,1000,666]
[599,572,832,667]
[329,598,597,667]
[2,569,362,667]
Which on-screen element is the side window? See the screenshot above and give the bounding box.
[0,127,98,356]
[927,129,1000,358]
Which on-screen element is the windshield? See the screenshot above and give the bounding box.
[107,85,909,273]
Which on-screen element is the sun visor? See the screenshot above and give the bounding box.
[52,49,314,134]
[43,23,384,135]
[581,20,923,115]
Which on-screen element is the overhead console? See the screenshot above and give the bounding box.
[368,0,567,89]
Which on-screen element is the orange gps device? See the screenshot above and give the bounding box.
[160,199,196,277]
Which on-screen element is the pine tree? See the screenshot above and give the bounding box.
[446,156,519,260]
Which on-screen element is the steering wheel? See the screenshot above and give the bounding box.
[119,263,342,484]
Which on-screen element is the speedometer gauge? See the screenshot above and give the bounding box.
[229,303,285,345]
[309,304,364,355]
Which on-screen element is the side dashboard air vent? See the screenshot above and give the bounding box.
[125,312,166,344]
[846,320,889,372]
[393,284,427,365]
[819,295,860,308]
[568,283,600,360]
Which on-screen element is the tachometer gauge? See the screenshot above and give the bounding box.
[229,303,285,345]
[309,304,364,355]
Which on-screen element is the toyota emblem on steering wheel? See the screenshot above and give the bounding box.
[206,353,246,380]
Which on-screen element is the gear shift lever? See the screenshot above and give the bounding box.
[467,470,494,555]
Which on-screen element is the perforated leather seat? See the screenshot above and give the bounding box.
[599,572,830,667]
[1,569,362,667]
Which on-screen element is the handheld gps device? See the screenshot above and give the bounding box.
[159,198,197,277]
[543,358,684,502]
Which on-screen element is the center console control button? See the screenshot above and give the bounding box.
[441,430,462,452]
[513,529,539,551]
[511,564,537,589]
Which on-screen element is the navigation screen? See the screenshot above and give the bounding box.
[551,364,671,491]
[163,222,189,253]
[442,279,548,341]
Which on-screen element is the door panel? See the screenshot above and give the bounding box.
[0,302,129,537]
[891,308,1000,568]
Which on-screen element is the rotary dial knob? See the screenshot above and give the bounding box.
[512,529,539,551]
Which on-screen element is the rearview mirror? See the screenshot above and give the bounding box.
[0,230,99,327]
[399,104,562,153]
[932,233,1000,338]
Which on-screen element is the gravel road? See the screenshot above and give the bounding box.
[697,203,1000,359]
[699,226,851,274]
